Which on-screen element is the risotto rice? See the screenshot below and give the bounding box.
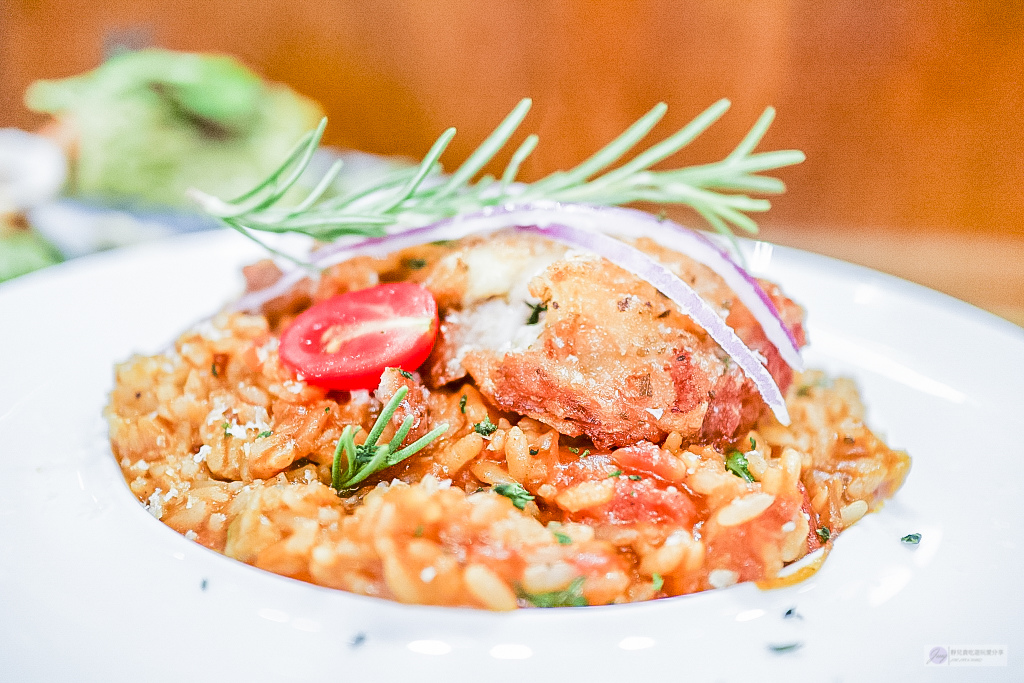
[106,234,910,608]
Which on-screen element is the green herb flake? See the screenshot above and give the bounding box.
[256,430,273,439]
[529,448,539,456]
[331,386,448,492]
[459,394,467,413]
[901,533,922,545]
[568,447,579,454]
[517,576,587,608]
[398,369,414,380]
[581,450,590,457]
[628,474,642,481]
[525,301,548,325]
[749,436,756,451]
[816,527,831,543]
[651,573,664,591]
[473,416,498,436]
[607,469,623,478]
[725,451,755,483]
[403,258,427,270]
[413,524,425,538]
[324,406,331,413]
[493,482,534,510]
[553,530,572,545]
[210,362,218,377]
[768,642,803,654]
[222,422,231,438]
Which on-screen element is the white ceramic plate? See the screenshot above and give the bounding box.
[1,231,1021,682]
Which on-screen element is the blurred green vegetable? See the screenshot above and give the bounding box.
[0,220,63,282]
[26,49,323,207]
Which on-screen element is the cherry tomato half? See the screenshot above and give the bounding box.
[278,282,439,390]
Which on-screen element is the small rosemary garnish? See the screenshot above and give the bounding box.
[331,386,448,491]
[190,99,804,257]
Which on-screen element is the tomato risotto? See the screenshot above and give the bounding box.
[107,232,910,608]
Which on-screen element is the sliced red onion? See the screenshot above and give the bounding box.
[515,223,789,425]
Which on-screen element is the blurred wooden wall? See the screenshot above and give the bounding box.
[2,0,1022,321]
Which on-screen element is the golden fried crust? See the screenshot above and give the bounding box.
[463,256,724,449]
[421,233,805,450]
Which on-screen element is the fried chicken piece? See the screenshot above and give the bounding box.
[420,232,804,450]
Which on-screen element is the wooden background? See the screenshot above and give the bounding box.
[2,0,1021,324]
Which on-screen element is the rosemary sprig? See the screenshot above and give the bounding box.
[331,386,448,491]
[189,99,804,253]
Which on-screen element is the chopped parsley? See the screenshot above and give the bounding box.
[210,362,219,377]
[651,573,664,591]
[459,394,467,413]
[525,301,547,325]
[529,448,539,456]
[473,416,498,436]
[581,450,590,457]
[749,436,756,450]
[901,532,922,545]
[725,451,755,482]
[494,482,534,510]
[553,530,572,545]
[517,576,587,608]
[568,446,579,454]
[403,257,427,269]
[628,474,642,481]
[607,469,623,478]
[398,369,414,380]
[256,430,273,439]
[324,406,331,413]
[222,422,231,438]
[413,524,425,538]
[816,527,831,543]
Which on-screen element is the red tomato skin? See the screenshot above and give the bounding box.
[278,283,439,390]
